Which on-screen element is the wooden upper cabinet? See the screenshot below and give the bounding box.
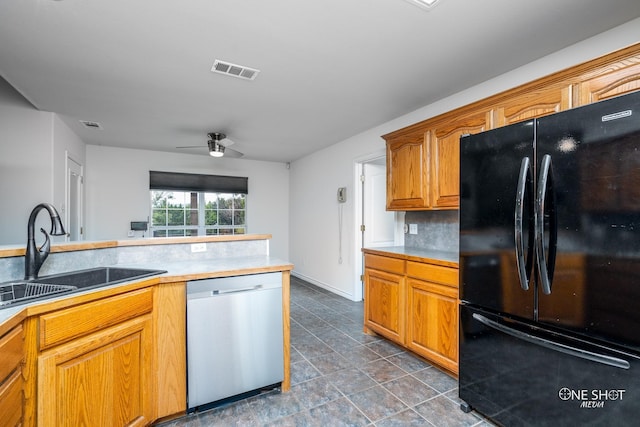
[386,133,429,210]
[382,43,640,212]
[577,59,640,105]
[493,84,572,127]
[428,109,492,209]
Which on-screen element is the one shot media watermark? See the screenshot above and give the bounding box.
[558,387,626,408]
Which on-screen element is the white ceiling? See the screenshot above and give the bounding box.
[1,0,640,163]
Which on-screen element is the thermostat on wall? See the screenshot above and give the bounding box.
[130,221,148,231]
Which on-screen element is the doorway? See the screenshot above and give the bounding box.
[65,154,84,241]
[354,154,398,300]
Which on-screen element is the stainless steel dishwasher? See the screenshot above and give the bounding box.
[186,272,284,411]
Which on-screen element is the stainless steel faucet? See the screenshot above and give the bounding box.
[25,203,66,280]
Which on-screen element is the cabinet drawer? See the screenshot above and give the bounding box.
[39,287,153,350]
[406,261,458,288]
[0,369,23,427]
[365,254,405,275]
[0,325,23,383]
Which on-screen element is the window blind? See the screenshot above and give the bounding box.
[149,171,248,194]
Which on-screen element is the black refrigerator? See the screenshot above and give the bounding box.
[459,90,640,426]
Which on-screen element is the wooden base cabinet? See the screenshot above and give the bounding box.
[363,251,459,375]
[363,254,405,343]
[0,324,24,427]
[406,279,458,374]
[36,288,155,427]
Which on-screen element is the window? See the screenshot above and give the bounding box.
[150,191,246,237]
[148,171,248,238]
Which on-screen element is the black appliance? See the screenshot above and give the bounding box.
[459,90,640,426]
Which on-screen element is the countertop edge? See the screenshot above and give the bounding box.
[1,258,293,325]
[0,234,273,258]
[363,247,459,268]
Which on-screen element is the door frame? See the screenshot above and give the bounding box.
[353,149,404,301]
[64,152,84,242]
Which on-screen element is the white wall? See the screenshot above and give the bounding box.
[289,18,640,301]
[85,145,290,260]
[0,77,86,245]
[52,114,87,231]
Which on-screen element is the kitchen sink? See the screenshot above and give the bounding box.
[0,267,166,308]
[33,267,167,289]
[0,282,77,307]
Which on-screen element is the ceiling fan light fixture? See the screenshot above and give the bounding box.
[208,135,226,157]
[208,141,225,157]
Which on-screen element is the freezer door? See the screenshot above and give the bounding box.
[459,305,640,427]
[460,121,535,319]
[535,90,640,349]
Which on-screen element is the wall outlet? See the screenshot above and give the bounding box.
[191,243,207,253]
[127,230,135,237]
[409,224,418,235]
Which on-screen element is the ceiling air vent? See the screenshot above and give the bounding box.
[80,120,103,130]
[211,60,260,81]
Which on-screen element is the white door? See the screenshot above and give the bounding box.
[66,156,84,241]
[355,158,395,299]
[363,161,394,248]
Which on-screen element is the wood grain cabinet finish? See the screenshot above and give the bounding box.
[0,325,24,427]
[363,254,406,343]
[406,262,459,374]
[154,282,187,418]
[383,44,640,211]
[577,60,640,105]
[363,252,459,374]
[492,84,572,126]
[36,290,155,427]
[386,133,430,210]
[428,110,492,209]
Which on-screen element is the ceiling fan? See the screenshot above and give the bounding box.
[176,132,244,158]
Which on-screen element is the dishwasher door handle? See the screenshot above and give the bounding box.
[212,284,263,295]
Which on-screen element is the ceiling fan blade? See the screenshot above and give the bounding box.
[219,137,236,147]
[225,147,244,158]
[176,145,206,149]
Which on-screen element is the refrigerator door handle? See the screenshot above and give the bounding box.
[515,157,532,291]
[472,313,631,370]
[535,154,557,295]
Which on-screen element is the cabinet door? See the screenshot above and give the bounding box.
[386,133,429,210]
[364,268,405,344]
[0,324,23,427]
[406,278,458,374]
[0,370,23,427]
[578,60,640,105]
[428,110,492,208]
[493,84,572,126]
[38,316,153,427]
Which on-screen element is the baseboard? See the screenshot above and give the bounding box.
[291,271,359,302]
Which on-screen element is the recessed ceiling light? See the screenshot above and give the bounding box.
[404,0,441,10]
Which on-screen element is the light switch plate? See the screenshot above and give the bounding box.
[409,224,418,234]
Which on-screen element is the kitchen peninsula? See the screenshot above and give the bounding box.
[0,234,293,426]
